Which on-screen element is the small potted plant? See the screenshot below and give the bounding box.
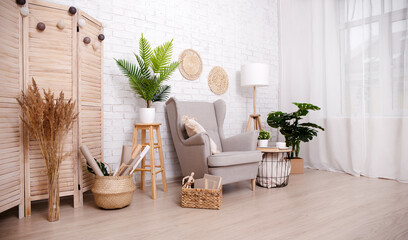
[115,34,179,123]
[267,103,324,173]
[258,129,271,148]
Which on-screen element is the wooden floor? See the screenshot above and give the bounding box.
[1,169,408,240]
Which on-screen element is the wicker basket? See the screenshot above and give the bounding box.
[181,186,222,210]
[257,153,291,188]
[91,175,136,209]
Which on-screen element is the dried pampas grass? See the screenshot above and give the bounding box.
[16,79,78,222]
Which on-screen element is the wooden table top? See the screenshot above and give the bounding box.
[257,147,292,153]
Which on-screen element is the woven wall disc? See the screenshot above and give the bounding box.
[178,49,202,80]
[208,66,229,95]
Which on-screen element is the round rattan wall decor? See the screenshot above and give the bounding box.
[208,66,229,95]
[178,49,202,80]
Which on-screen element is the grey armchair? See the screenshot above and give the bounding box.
[165,97,262,190]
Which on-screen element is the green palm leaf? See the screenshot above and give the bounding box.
[139,34,152,67]
[158,61,180,82]
[152,85,171,103]
[114,58,142,81]
[151,39,174,73]
[115,58,149,101]
[135,53,151,79]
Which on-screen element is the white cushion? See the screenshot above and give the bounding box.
[182,116,219,154]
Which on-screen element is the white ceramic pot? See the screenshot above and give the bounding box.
[258,139,269,148]
[139,108,155,123]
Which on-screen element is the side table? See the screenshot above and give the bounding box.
[256,147,292,188]
[132,123,167,200]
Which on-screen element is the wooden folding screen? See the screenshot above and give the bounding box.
[0,0,25,219]
[0,0,103,217]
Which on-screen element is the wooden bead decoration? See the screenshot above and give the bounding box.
[98,34,105,41]
[16,0,26,5]
[57,20,65,30]
[37,22,46,31]
[20,6,29,17]
[83,37,91,44]
[78,18,86,27]
[68,6,77,15]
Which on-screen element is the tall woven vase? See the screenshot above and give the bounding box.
[47,172,60,222]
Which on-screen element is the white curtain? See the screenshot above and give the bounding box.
[279,0,408,182]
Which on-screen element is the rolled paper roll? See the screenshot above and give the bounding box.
[121,145,143,176]
[114,163,128,176]
[83,37,91,44]
[131,144,143,159]
[80,145,104,176]
[20,6,29,17]
[16,0,26,5]
[78,18,86,27]
[129,145,151,175]
[98,34,105,41]
[37,22,46,31]
[57,20,65,30]
[120,145,133,165]
[68,6,77,15]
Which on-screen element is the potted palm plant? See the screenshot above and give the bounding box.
[267,103,324,173]
[115,34,179,123]
[258,129,271,148]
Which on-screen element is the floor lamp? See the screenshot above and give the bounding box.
[241,63,270,132]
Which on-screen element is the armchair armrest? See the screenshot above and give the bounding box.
[178,132,211,178]
[181,132,211,146]
[222,131,259,151]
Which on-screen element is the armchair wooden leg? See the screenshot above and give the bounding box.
[251,179,256,191]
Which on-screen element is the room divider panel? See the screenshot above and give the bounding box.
[0,0,104,218]
[0,0,25,219]
[77,11,104,206]
[24,0,79,216]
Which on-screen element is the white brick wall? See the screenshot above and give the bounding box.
[47,0,280,181]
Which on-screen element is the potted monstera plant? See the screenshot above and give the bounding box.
[267,103,324,173]
[115,34,179,123]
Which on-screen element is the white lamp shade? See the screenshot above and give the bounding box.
[241,63,270,87]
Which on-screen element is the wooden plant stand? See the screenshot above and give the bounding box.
[131,123,167,200]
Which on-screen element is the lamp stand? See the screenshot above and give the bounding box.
[246,86,263,132]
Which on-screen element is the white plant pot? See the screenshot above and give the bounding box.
[258,139,269,148]
[139,108,155,123]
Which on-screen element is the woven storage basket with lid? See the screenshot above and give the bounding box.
[92,175,136,209]
[181,185,222,210]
